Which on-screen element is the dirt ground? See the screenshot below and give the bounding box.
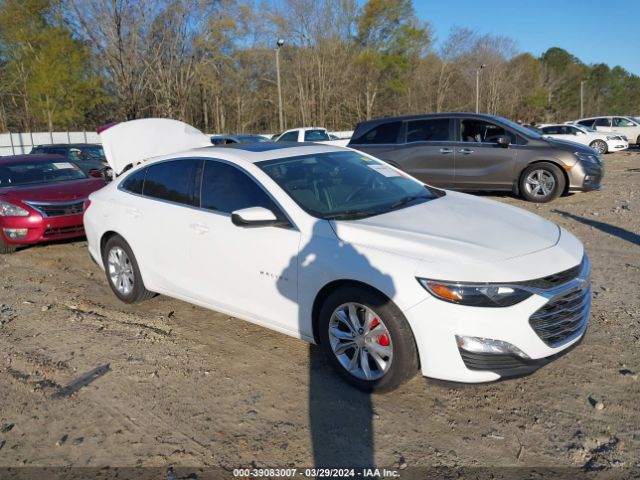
[0,149,639,477]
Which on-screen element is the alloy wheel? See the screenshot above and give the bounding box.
[107,246,135,296]
[524,169,556,199]
[328,302,393,381]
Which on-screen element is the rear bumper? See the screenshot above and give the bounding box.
[1,213,85,245]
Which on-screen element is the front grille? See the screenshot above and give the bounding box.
[27,200,85,217]
[517,259,583,289]
[43,224,85,238]
[529,286,591,347]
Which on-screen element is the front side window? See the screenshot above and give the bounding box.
[461,119,515,144]
[406,118,451,142]
[259,151,439,220]
[613,117,634,127]
[352,121,402,145]
[304,130,330,142]
[200,161,276,214]
[277,131,299,142]
[594,118,611,127]
[143,159,202,206]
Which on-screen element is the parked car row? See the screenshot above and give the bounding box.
[568,115,640,146]
[538,123,628,154]
[0,113,601,392]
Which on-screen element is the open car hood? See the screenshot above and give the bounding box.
[100,119,212,175]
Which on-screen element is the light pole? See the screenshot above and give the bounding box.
[275,38,284,132]
[580,80,585,118]
[475,64,486,113]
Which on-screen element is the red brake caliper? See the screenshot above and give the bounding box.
[369,318,389,346]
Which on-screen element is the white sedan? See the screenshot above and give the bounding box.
[540,123,628,154]
[85,119,591,392]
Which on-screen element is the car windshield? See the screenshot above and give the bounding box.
[495,116,544,140]
[258,151,440,220]
[0,160,87,187]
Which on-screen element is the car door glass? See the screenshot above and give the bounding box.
[541,126,560,135]
[613,117,633,127]
[578,119,595,128]
[143,159,202,206]
[277,131,298,142]
[594,118,611,127]
[406,118,451,142]
[461,119,515,143]
[200,161,278,215]
[304,130,330,141]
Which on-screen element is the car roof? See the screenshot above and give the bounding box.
[354,112,508,127]
[0,154,68,164]
[131,143,349,169]
[35,143,102,148]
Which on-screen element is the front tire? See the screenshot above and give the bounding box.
[519,162,565,203]
[318,286,419,393]
[102,235,154,303]
[589,140,608,154]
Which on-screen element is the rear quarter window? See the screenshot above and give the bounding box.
[352,121,402,145]
[120,168,146,195]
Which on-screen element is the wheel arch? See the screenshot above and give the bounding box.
[519,160,570,195]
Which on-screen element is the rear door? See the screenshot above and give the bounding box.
[453,117,518,190]
[349,118,455,187]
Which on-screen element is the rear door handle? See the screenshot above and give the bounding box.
[458,148,474,154]
[440,148,454,154]
[189,223,210,235]
[126,208,141,218]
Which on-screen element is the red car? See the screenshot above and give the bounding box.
[0,155,105,254]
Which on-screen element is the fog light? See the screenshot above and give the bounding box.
[584,175,592,181]
[3,228,28,239]
[456,335,529,358]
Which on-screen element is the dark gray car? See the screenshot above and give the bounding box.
[348,113,604,202]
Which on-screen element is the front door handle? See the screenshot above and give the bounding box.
[458,148,474,154]
[189,223,210,235]
[440,148,454,154]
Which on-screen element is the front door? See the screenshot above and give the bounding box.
[453,118,517,190]
[184,160,302,334]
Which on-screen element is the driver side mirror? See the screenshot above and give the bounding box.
[231,206,288,228]
[496,135,510,148]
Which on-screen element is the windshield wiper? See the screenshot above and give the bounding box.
[322,210,379,221]
[390,194,432,209]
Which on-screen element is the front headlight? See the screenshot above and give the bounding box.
[605,136,617,141]
[575,152,601,164]
[0,201,30,217]
[417,279,532,307]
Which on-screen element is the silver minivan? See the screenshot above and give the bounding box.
[348,113,604,203]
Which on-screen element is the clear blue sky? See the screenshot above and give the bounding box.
[414,0,640,75]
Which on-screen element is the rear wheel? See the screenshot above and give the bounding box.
[589,140,608,154]
[318,286,418,393]
[102,235,154,303]
[0,238,17,254]
[519,162,565,203]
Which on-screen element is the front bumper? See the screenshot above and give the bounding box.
[1,212,85,246]
[405,257,591,383]
[607,140,628,152]
[567,161,604,192]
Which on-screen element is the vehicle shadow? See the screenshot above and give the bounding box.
[552,209,640,246]
[278,220,397,469]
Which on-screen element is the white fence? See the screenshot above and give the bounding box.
[0,131,102,156]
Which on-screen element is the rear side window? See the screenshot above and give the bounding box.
[406,118,451,142]
[577,119,595,128]
[352,121,402,144]
[594,118,611,127]
[200,161,276,214]
[143,159,202,206]
[120,168,146,195]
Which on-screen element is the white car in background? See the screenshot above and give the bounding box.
[572,116,640,146]
[274,127,349,147]
[86,119,591,392]
[540,123,628,154]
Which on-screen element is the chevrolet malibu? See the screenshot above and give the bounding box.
[85,119,591,392]
[0,155,105,254]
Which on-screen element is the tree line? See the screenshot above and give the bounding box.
[1,0,639,134]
